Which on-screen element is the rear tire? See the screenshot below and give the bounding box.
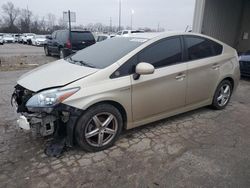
[44,46,51,56]
[211,80,232,110]
[75,104,123,152]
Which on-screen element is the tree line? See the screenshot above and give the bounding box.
[0,1,164,34]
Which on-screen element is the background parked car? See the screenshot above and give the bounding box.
[13,34,21,43]
[3,34,15,43]
[22,33,35,44]
[44,30,96,58]
[0,34,4,45]
[19,34,25,43]
[18,34,24,43]
[96,34,111,42]
[31,35,47,46]
[116,30,144,37]
[239,51,250,77]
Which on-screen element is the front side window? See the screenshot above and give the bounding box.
[138,37,182,68]
[111,37,183,78]
[184,36,222,61]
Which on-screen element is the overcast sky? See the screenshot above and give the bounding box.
[1,0,195,30]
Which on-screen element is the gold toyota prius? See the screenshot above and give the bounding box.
[12,32,240,153]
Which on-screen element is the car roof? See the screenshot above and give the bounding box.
[129,32,223,43]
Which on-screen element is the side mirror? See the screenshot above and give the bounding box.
[134,62,155,80]
[136,62,155,75]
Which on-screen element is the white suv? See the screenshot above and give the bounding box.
[0,34,3,45]
[116,30,144,37]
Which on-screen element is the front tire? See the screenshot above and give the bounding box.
[211,80,232,110]
[75,104,123,152]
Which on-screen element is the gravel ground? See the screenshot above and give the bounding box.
[0,43,56,71]
[0,44,250,188]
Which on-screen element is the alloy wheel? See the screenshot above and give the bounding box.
[217,83,231,107]
[84,112,118,147]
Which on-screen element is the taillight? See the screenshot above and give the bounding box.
[66,39,71,49]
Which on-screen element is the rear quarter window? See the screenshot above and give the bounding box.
[210,40,223,55]
[184,36,223,61]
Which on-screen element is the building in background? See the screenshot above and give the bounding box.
[192,0,250,53]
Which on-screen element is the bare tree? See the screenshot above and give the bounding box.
[31,16,41,34]
[1,2,20,31]
[39,17,47,32]
[18,8,32,33]
[57,17,67,29]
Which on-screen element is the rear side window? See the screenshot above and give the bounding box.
[211,40,223,55]
[139,37,182,68]
[184,36,223,61]
[71,32,95,42]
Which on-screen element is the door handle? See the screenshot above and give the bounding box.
[176,73,186,81]
[212,63,220,70]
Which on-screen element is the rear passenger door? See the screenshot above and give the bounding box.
[184,35,223,105]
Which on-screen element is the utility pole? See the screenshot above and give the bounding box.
[68,10,72,51]
[110,17,112,33]
[130,9,134,30]
[27,5,31,33]
[157,23,160,32]
[118,0,121,31]
[130,15,132,30]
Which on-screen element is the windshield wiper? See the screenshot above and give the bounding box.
[68,57,96,68]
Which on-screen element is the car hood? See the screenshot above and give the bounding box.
[17,59,99,92]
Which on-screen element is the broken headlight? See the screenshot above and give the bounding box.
[26,87,80,112]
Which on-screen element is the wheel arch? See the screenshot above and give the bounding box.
[84,100,128,129]
[223,77,234,90]
[218,76,235,91]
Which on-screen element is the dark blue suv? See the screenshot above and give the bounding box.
[44,30,96,59]
[239,51,250,77]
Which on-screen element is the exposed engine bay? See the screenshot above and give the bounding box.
[11,85,82,157]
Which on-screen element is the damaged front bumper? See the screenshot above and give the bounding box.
[11,85,83,147]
